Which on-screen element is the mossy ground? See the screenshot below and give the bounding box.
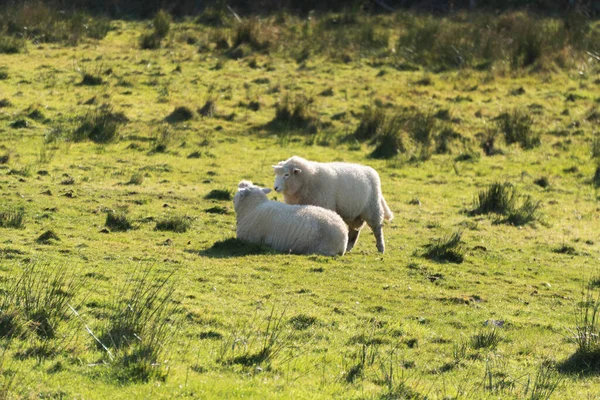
[0,14,599,399]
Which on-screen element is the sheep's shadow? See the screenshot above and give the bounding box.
[190,238,274,258]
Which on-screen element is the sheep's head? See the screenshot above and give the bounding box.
[234,180,271,213]
[272,163,302,194]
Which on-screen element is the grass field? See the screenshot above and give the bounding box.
[1,8,600,399]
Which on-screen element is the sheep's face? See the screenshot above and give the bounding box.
[272,164,302,194]
[234,181,271,212]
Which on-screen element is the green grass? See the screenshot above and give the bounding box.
[0,6,599,399]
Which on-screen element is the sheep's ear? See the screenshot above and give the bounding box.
[238,180,252,188]
[261,188,272,194]
[293,168,302,175]
[272,165,283,172]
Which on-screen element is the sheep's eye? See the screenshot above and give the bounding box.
[284,173,289,178]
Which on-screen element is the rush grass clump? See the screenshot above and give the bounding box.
[0,3,110,45]
[471,182,542,226]
[201,238,274,258]
[471,182,517,216]
[495,109,539,149]
[2,263,84,340]
[99,267,180,382]
[353,105,387,142]
[368,108,436,160]
[0,35,26,54]
[72,106,127,144]
[140,10,171,49]
[155,216,192,233]
[105,211,133,232]
[0,206,25,229]
[421,231,465,264]
[560,285,600,374]
[218,307,292,370]
[266,94,319,134]
[471,327,502,350]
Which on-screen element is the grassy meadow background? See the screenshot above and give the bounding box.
[1,3,600,398]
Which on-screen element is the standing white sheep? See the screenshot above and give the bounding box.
[273,156,393,253]
[234,180,348,256]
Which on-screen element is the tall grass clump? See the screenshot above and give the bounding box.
[0,344,19,399]
[396,11,596,72]
[309,14,391,61]
[503,195,541,226]
[471,327,502,350]
[2,263,84,340]
[594,165,600,188]
[368,108,437,160]
[471,182,541,226]
[591,132,600,159]
[353,105,387,142]
[495,109,539,149]
[99,267,180,382]
[471,182,517,216]
[560,285,600,373]
[231,18,271,53]
[266,94,319,134]
[105,211,133,232]
[218,307,292,369]
[140,10,171,49]
[0,35,26,54]
[525,362,562,400]
[72,105,127,144]
[155,216,192,233]
[0,206,25,229]
[0,3,110,45]
[421,231,465,263]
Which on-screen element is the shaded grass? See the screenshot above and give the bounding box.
[164,106,194,124]
[200,238,274,258]
[204,189,232,201]
[0,3,110,45]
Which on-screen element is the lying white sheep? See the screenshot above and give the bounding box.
[234,180,348,256]
[273,156,393,253]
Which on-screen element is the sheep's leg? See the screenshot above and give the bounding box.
[373,225,385,253]
[346,217,364,252]
[347,228,361,252]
